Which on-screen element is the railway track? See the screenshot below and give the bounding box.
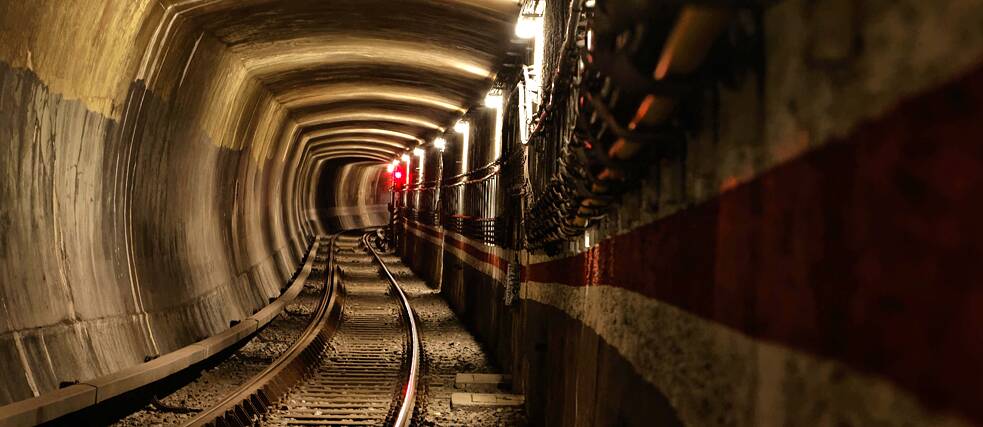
[184,230,419,426]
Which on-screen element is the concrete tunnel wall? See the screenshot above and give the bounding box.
[3,0,981,425]
[393,0,983,426]
[0,0,518,405]
[0,3,302,404]
[311,160,391,232]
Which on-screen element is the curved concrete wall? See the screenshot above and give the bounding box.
[0,0,514,405]
[0,3,301,404]
[311,161,391,232]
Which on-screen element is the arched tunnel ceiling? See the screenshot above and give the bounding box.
[169,0,519,170]
[279,83,467,113]
[303,126,426,145]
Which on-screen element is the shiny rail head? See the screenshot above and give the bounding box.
[182,232,347,427]
[362,232,421,427]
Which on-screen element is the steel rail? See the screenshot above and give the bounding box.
[182,232,344,426]
[0,237,325,427]
[363,233,420,427]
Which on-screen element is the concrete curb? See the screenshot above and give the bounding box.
[0,239,322,427]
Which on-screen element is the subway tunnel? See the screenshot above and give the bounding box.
[1,0,983,426]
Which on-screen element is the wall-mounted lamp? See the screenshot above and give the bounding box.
[413,147,425,157]
[401,153,410,162]
[454,120,469,134]
[515,0,546,39]
[515,15,542,39]
[484,91,503,109]
[434,137,447,151]
[485,89,505,160]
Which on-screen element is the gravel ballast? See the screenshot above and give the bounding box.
[115,275,327,426]
[386,258,528,427]
[115,241,527,426]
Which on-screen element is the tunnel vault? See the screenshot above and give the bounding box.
[3,1,983,426]
[0,0,518,405]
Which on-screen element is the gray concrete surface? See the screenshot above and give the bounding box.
[0,0,516,406]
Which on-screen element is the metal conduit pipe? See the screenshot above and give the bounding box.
[565,4,735,231]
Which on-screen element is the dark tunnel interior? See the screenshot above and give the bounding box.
[1,0,983,426]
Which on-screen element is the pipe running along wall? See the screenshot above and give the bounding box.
[392,0,983,426]
[0,0,517,404]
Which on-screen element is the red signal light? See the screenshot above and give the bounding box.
[390,162,407,187]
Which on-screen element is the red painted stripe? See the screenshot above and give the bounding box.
[405,219,444,240]
[444,232,510,275]
[527,64,983,420]
[402,219,515,277]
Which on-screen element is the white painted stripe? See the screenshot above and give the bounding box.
[521,280,967,426]
[402,221,967,425]
[444,241,506,282]
[402,221,512,283]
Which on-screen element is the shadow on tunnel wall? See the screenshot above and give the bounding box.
[0,4,310,404]
[390,0,983,425]
[0,0,515,408]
